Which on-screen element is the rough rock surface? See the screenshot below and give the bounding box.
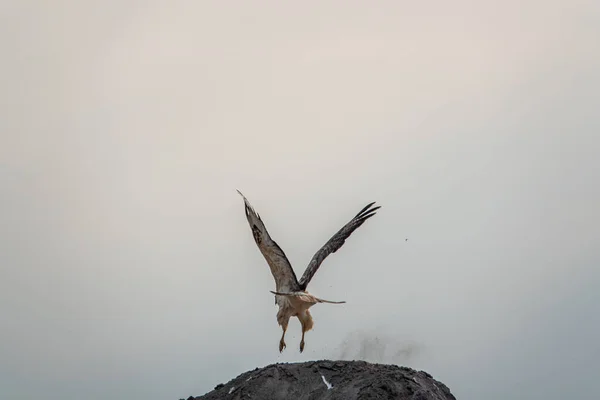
[185,360,455,400]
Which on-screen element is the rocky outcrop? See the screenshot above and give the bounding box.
[184,360,455,400]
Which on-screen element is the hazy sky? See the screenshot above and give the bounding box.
[1,1,599,399]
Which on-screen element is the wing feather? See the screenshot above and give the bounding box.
[298,202,380,289]
[237,190,300,292]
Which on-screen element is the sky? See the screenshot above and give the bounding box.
[1,1,599,399]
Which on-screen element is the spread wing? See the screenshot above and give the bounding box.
[237,190,300,292]
[298,202,380,290]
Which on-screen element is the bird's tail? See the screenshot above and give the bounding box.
[270,291,346,304]
[315,297,346,304]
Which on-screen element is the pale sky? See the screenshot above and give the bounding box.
[1,1,599,399]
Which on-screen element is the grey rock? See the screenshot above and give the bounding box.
[187,360,456,400]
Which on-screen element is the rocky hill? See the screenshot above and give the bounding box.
[183,360,456,400]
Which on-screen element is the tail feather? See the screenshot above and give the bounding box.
[315,297,346,304]
[269,291,346,304]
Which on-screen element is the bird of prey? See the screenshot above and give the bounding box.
[237,190,380,353]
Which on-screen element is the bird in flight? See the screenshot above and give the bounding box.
[237,190,380,353]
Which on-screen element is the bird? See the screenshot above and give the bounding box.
[237,190,380,353]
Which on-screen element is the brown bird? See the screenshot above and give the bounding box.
[237,190,380,353]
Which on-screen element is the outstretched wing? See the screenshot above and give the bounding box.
[298,202,380,290]
[237,190,300,292]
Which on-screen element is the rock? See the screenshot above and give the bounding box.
[188,360,455,400]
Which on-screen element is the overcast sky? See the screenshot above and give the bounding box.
[1,1,599,399]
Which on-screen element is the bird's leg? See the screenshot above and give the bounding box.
[277,309,290,353]
[299,316,308,353]
[279,322,288,353]
[300,329,305,353]
[298,310,313,353]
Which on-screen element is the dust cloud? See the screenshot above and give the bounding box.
[331,329,423,365]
